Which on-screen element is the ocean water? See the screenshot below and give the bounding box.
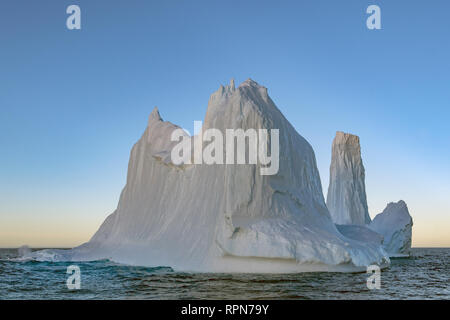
[0,248,448,299]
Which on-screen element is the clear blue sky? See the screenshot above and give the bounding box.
[1,0,449,247]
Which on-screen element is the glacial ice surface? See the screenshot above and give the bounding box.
[326,132,371,225]
[369,201,413,257]
[36,79,391,272]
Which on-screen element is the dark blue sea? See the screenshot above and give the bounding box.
[0,248,448,299]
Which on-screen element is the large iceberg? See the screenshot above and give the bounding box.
[326,132,371,225]
[43,79,390,272]
[369,201,413,257]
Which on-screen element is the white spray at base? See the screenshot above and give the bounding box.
[28,79,412,272]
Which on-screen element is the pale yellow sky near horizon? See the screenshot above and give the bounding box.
[0,221,449,248]
[1,204,449,248]
[1,146,449,248]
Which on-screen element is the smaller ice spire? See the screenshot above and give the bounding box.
[148,106,163,125]
[230,78,235,90]
[241,78,258,86]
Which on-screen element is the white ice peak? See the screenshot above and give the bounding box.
[148,106,162,124]
[326,131,371,225]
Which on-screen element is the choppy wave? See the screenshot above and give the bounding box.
[0,248,449,299]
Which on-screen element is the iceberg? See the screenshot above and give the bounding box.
[369,201,413,257]
[325,132,413,258]
[40,79,390,272]
[326,132,371,225]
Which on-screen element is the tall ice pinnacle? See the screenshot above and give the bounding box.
[326,131,371,225]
